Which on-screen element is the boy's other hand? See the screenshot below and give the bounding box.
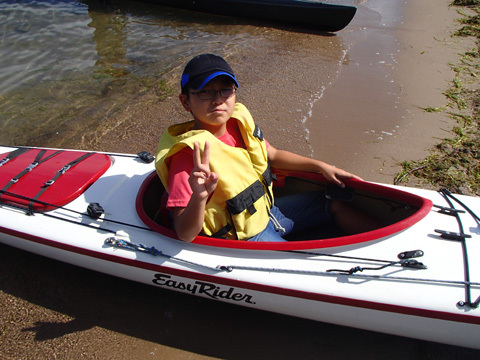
[320,163,363,188]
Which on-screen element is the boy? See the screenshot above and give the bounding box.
[156,54,365,242]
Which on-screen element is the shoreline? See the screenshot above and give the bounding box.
[307,0,473,185]
[395,0,480,195]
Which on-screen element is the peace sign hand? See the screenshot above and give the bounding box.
[189,141,219,201]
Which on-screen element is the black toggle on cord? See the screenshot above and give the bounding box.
[326,258,427,275]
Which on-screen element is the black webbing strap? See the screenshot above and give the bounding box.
[28,152,95,211]
[0,147,32,167]
[1,150,63,193]
[226,180,265,216]
[210,223,234,239]
[262,165,275,206]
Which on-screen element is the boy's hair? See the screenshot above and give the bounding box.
[181,54,239,94]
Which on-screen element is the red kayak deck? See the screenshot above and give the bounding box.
[0,148,111,211]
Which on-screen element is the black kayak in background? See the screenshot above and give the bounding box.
[137,0,357,32]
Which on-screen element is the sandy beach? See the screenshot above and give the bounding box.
[2,1,480,359]
[304,0,475,185]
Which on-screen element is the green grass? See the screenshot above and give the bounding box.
[395,1,480,195]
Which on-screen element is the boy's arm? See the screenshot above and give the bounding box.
[173,141,218,242]
[173,195,209,242]
[267,145,362,188]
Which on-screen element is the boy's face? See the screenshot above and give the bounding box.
[179,76,236,133]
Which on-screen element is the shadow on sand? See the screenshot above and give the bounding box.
[1,244,479,359]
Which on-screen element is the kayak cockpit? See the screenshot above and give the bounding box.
[136,170,433,250]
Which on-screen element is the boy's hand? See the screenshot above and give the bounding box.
[319,163,363,188]
[189,141,219,200]
[267,145,362,188]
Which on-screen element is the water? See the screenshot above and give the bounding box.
[0,0,361,150]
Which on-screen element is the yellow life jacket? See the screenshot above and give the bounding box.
[155,103,274,240]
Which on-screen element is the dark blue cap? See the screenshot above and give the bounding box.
[181,54,239,93]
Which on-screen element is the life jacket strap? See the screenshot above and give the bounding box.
[262,164,276,186]
[210,223,234,239]
[226,180,265,216]
[262,164,276,206]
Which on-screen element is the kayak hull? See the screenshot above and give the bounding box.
[0,145,479,349]
[135,0,357,32]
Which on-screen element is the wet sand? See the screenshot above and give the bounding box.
[310,0,475,184]
[2,1,480,359]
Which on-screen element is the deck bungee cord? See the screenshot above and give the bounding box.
[436,188,480,308]
[284,249,427,273]
[324,259,426,274]
[0,196,117,234]
[286,249,424,265]
[0,189,152,233]
[103,236,480,287]
[440,189,480,223]
[104,237,221,272]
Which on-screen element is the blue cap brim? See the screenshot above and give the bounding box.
[186,71,239,91]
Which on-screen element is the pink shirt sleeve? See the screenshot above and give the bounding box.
[166,148,194,209]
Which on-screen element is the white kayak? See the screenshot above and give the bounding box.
[0,145,479,349]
